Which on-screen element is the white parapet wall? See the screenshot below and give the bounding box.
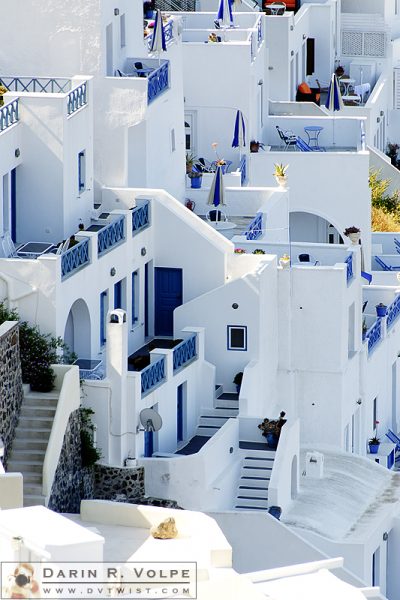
[0,473,23,509]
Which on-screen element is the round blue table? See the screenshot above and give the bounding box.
[304,126,323,149]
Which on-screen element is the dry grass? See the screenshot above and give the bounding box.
[371,206,400,232]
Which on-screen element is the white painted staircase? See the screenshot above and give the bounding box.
[195,390,239,437]
[235,448,276,510]
[7,390,59,507]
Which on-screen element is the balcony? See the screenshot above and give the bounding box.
[67,81,88,116]
[0,76,71,93]
[116,59,170,105]
[61,238,90,280]
[141,357,166,396]
[132,199,150,236]
[173,334,197,372]
[0,99,19,133]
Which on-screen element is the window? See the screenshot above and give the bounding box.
[171,128,176,152]
[114,278,126,310]
[227,326,247,351]
[120,13,126,48]
[78,150,86,193]
[132,270,139,326]
[100,290,108,345]
[373,397,377,430]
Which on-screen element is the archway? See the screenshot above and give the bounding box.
[291,455,298,500]
[64,298,91,358]
[289,211,343,245]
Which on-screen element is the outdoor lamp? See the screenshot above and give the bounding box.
[114,8,120,15]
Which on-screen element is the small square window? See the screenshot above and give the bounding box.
[171,128,176,152]
[78,150,86,193]
[227,326,247,351]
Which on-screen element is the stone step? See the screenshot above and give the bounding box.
[15,427,52,440]
[24,495,46,507]
[24,391,59,401]
[213,406,239,417]
[235,505,267,511]
[241,466,272,478]
[198,415,229,427]
[8,460,43,474]
[20,405,57,419]
[10,449,46,462]
[12,438,48,452]
[23,396,58,408]
[17,472,42,484]
[235,496,269,508]
[215,398,239,409]
[243,458,275,469]
[24,483,44,496]
[17,416,54,429]
[195,425,220,437]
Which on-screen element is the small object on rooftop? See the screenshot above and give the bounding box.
[151,517,178,539]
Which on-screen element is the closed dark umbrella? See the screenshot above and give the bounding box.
[325,73,344,145]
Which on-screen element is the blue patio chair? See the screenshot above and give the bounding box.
[394,238,400,254]
[374,256,400,271]
[198,157,214,172]
[386,429,400,453]
[211,160,233,173]
[361,271,372,284]
[295,136,325,152]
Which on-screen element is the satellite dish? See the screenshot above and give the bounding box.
[139,408,163,432]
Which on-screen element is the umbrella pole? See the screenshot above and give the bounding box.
[332,116,336,146]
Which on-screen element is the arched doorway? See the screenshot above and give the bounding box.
[289,212,343,245]
[64,299,91,358]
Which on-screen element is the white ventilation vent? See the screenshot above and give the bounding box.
[394,69,400,110]
[342,31,386,57]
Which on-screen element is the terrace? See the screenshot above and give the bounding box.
[114,58,170,105]
[362,288,400,356]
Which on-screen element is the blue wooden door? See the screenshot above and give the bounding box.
[154,268,183,336]
[144,431,153,457]
[177,384,184,443]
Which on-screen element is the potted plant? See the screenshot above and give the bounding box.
[376,303,387,318]
[343,226,361,245]
[274,163,289,187]
[186,152,196,174]
[250,140,265,153]
[233,372,243,393]
[143,1,155,19]
[211,142,228,173]
[234,248,246,254]
[335,64,345,78]
[279,254,290,268]
[386,143,400,167]
[188,171,202,189]
[368,436,380,454]
[253,249,266,254]
[0,85,7,107]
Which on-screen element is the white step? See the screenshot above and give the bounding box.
[215,398,239,409]
[24,391,59,401]
[235,504,267,511]
[23,396,58,408]
[18,472,42,484]
[235,496,269,509]
[208,407,239,417]
[17,416,54,429]
[24,483,44,496]
[241,448,276,460]
[237,485,269,498]
[198,415,229,427]
[241,466,272,479]
[8,460,43,474]
[24,495,46,507]
[195,425,220,437]
[12,439,48,452]
[20,405,57,419]
[11,449,46,462]
[15,427,52,440]
[243,457,274,469]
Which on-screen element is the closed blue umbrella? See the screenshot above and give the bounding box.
[150,9,167,64]
[325,73,344,145]
[232,110,246,159]
[217,0,233,29]
[207,166,226,221]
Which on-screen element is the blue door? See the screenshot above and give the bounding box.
[114,280,122,309]
[154,268,183,336]
[145,262,149,337]
[10,168,16,241]
[144,431,153,457]
[177,384,184,443]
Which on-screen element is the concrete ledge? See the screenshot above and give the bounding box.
[0,473,23,509]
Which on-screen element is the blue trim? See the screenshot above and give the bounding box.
[144,262,149,337]
[61,238,90,280]
[144,431,154,457]
[245,213,262,240]
[366,319,382,354]
[345,254,353,284]
[78,150,85,192]
[0,76,71,93]
[173,334,197,371]
[141,357,166,396]
[147,62,169,105]
[177,384,184,443]
[67,81,87,115]
[132,271,138,326]
[100,290,107,345]
[132,200,150,235]
[0,99,19,132]
[98,215,125,256]
[387,294,400,331]
[10,168,16,241]
[227,325,247,351]
[114,280,122,309]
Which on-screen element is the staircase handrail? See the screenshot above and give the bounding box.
[42,365,80,500]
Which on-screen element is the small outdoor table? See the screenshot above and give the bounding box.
[339,78,355,95]
[304,126,323,149]
[17,241,55,258]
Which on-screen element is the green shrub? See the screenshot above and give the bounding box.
[80,407,102,467]
[369,169,400,218]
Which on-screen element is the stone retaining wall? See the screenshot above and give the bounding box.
[94,464,145,501]
[0,322,23,467]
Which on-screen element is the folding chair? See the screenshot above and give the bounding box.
[394,238,400,254]
[385,429,400,453]
[276,126,297,151]
[198,157,214,172]
[295,136,325,152]
[374,256,400,271]
[1,231,19,258]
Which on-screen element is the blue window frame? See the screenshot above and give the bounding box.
[132,270,139,326]
[114,280,122,309]
[227,325,247,351]
[78,150,86,193]
[100,290,108,345]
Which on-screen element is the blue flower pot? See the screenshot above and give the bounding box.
[369,443,379,454]
[266,432,278,449]
[190,177,202,189]
[376,304,387,318]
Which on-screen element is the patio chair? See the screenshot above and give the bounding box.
[1,231,19,258]
[385,429,400,453]
[198,157,214,172]
[295,136,325,152]
[206,209,228,222]
[295,81,320,106]
[211,160,233,173]
[374,256,400,271]
[298,253,319,265]
[115,69,127,77]
[276,126,297,151]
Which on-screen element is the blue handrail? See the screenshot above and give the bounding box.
[366,319,382,354]
[141,357,166,395]
[132,200,150,236]
[345,254,353,284]
[387,294,400,331]
[173,334,197,372]
[147,62,169,104]
[257,17,263,47]
[0,77,71,93]
[61,238,90,280]
[245,213,263,241]
[0,99,19,132]
[98,215,125,256]
[146,20,174,50]
[239,155,247,186]
[67,82,88,115]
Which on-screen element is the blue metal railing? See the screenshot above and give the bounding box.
[141,357,166,395]
[239,155,247,186]
[148,62,169,104]
[250,32,255,62]
[132,200,150,236]
[146,20,174,51]
[345,254,353,284]
[245,213,263,241]
[366,319,382,354]
[98,215,125,256]
[0,77,71,93]
[257,17,263,47]
[0,99,19,132]
[387,294,400,331]
[61,238,90,280]
[173,334,197,372]
[67,82,88,115]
